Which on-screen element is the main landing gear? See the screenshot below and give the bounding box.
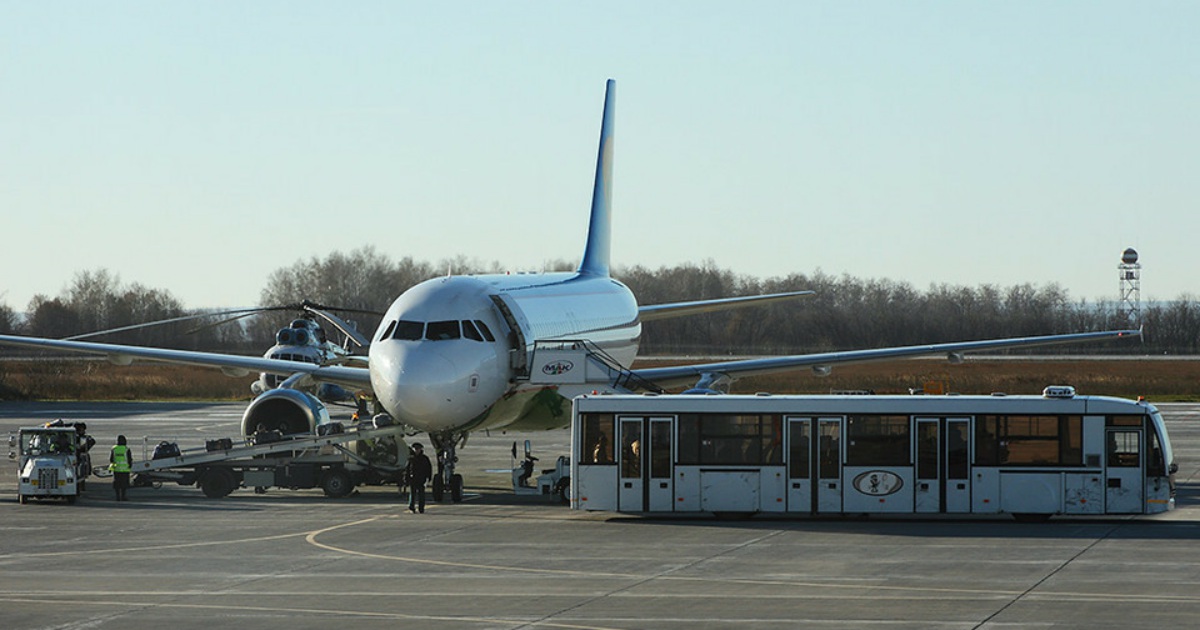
[429,431,467,503]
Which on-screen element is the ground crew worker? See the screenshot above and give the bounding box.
[109,435,133,501]
[405,443,433,514]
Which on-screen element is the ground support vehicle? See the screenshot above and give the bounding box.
[571,387,1176,520]
[10,426,83,504]
[511,439,571,502]
[121,424,409,498]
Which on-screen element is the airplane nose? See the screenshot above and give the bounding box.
[371,342,490,430]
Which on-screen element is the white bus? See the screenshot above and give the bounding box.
[570,387,1176,520]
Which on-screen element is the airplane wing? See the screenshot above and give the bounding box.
[631,328,1142,391]
[0,334,373,391]
[639,291,814,322]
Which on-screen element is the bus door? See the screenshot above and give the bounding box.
[1105,427,1144,513]
[617,416,673,512]
[915,417,971,514]
[787,417,842,513]
[618,418,643,510]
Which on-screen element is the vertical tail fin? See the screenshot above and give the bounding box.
[578,79,615,277]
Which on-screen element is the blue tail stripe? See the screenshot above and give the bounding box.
[578,79,615,277]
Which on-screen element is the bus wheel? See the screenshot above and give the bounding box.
[66,495,77,505]
[321,468,353,498]
[200,469,237,498]
[450,474,464,503]
[1012,513,1052,523]
[556,477,570,504]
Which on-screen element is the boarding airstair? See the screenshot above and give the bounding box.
[523,339,664,396]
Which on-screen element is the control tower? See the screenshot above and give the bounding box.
[1118,247,1141,325]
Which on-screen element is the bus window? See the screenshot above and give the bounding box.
[1147,427,1166,477]
[621,421,642,478]
[580,413,614,464]
[916,421,938,479]
[846,416,909,466]
[650,421,671,478]
[788,421,811,479]
[1107,431,1141,468]
[1107,415,1143,427]
[676,414,781,465]
[976,415,1083,466]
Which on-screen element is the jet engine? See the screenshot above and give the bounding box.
[241,388,331,436]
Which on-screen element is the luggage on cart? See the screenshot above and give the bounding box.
[318,422,344,436]
[152,441,181,460]
[206,438,234,452]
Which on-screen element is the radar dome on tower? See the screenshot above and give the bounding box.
[1121,248,1139,264]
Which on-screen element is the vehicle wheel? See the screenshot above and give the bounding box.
[321,468,353,498]
[79,480,86,492]
[66,495,77,505]
[450,474,464,503]
[200,469,237,499]
[18,494,27,505]
[556,477,570,504]
[1012,513,1052,523]
[431,475,445,501]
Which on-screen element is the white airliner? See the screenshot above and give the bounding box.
[0,79,1140,499]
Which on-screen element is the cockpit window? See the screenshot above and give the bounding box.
[426,320,461,341]
[379,320,397,341]
[474,320,496,342]
[462,320,483,342]
[392,320,424,341]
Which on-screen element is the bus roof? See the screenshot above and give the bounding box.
[572,392,1157,417]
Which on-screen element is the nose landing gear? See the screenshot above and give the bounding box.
[430,431,467,503]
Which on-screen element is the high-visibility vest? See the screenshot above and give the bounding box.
[110,445,132,473]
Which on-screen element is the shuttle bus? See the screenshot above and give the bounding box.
[570,387,1176,520]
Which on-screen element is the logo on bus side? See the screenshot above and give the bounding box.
[852,470,903,496]
[541,360,575,376]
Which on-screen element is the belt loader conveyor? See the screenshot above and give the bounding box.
[122,424,409,499]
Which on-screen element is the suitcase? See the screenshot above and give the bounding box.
[152,441,181,459]
[206,438,234,452]
[318,422,344,436]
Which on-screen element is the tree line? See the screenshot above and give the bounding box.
[3,249,1197,355]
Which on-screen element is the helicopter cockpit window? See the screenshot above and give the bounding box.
[474,320,496,342]
[291,319,308,329]
[392,321,424,340]
[426,320,461,341]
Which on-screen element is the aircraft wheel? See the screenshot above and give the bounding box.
[431,475,445,501]
[556,477,570,504]
[321,468,353,498]
[200,469,237,499]
[450,474,463,503]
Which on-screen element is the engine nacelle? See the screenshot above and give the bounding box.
[241,389,330,436]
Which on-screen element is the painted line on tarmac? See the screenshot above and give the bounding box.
[0,596,620,630]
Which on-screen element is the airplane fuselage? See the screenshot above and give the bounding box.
[368,271,640,435]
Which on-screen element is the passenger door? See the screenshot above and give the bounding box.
[647,418,674,511]
[915,417,971,514]
[1105,428,1144,513]
[617,416,673,512]
[617,418,644,511]
[816,418,843,512]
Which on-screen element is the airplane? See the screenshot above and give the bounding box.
[0,79,1141,501]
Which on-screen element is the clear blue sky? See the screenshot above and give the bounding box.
[3,2,1196,310]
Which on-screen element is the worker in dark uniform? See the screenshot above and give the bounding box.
[109,435,133,502]
[405,443,433,513]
